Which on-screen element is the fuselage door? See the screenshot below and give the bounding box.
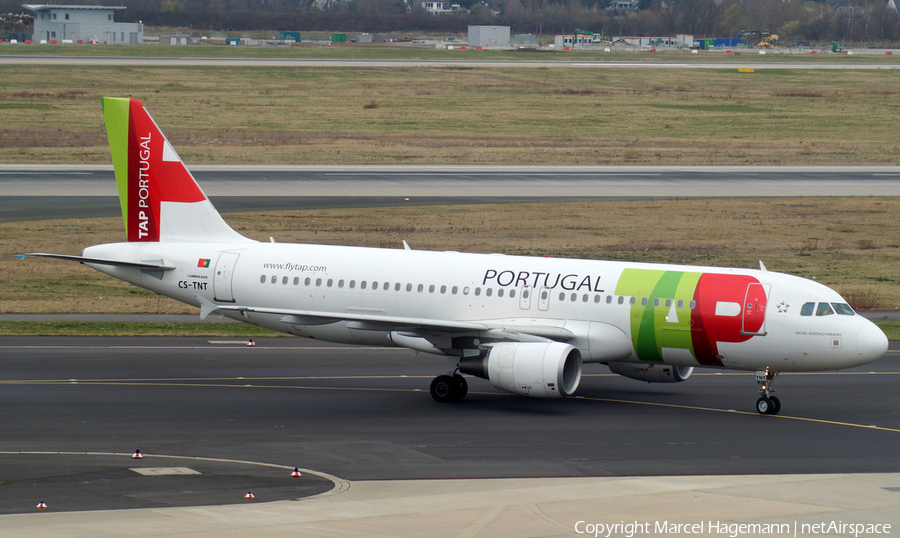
[742,282,769,336]
[213,252,240,303]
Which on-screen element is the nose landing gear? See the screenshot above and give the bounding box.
[755,368,781,415]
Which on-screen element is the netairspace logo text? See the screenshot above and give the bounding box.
[573,520,891,538]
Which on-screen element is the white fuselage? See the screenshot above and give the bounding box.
[83,240,887,373]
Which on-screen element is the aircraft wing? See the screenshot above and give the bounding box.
[196,296,574,342]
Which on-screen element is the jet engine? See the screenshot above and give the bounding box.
[458,342,582,398]
[607,361,693,383]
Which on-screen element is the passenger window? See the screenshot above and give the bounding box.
[816,302,835,316]
[559,292,565,301]
[486,288,492,297]
[607,296,613,304]
[260,275,266,283]
[395,283,401,291]
[271,276,277,284]
[463,287,470,295]
[406,283,413,292]
[305,277,311,286]
[474,287,481,296]
[440,285,447,294]
[641,298,648,306]
[360,281,367,290]
[418,284,424,293]
[689,300,696,309]
[294,277,300,285]
[372,281,378,289]
[383,282,390,291]
[582,294,588,303]
[509,289,516,298]
[429,284,436,293]
[594,295,600,303]
[327,279,333,287]
[282,276,288,285]
[630,297,636,305]
[653,298,659,307]
[452,286,458,295]
[570,293,577,302]
[677,299,683,308]
[316,278,322,287]
[498,289,504,297]
[832,303,855,316]
[522,289,529,299]
[338,279,344,288]
[349,280,356,289]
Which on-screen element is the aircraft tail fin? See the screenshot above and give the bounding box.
[101,97,251,243]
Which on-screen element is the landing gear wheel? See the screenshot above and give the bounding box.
[451,374,468,402]
[431,375,455,402]
[430,374,468,402]
[756,396,775,415]
[755,368,781,415]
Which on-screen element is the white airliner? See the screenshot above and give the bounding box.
[27,98,888,414]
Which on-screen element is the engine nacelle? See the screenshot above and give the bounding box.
[459,342,582,398]
[607,361,693,383]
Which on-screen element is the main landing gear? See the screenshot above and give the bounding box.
[755,368,781,415]
[430,374,468,403]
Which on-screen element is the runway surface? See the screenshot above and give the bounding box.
[1,336,898,515]
[3,165,900,221]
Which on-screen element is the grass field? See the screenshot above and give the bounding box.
[1,63,899,165]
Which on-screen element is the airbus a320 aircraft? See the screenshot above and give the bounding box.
[27,98,889,415]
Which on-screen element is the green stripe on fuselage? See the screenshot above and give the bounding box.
[615,268,701,362]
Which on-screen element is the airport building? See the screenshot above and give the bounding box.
[23,4,143,44]
[467,25,510,48]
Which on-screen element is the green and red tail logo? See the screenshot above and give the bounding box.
[102,97,206,242]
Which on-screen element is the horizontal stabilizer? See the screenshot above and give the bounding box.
[23,253,175,270]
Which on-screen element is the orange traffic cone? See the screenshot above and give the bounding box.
[291,467,302,477]
[36,502,47,510]
[244,491,255,499]
[132,449,143,459]
[247,339,256,347]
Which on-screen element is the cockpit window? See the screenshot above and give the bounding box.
[800,302,815,316]
[816,302,835,316]
[832,303,855,316]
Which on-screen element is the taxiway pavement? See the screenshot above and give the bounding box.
[1,336,898,519]
[3,165,900,221]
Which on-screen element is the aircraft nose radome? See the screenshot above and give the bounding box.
[857,321,889,363]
